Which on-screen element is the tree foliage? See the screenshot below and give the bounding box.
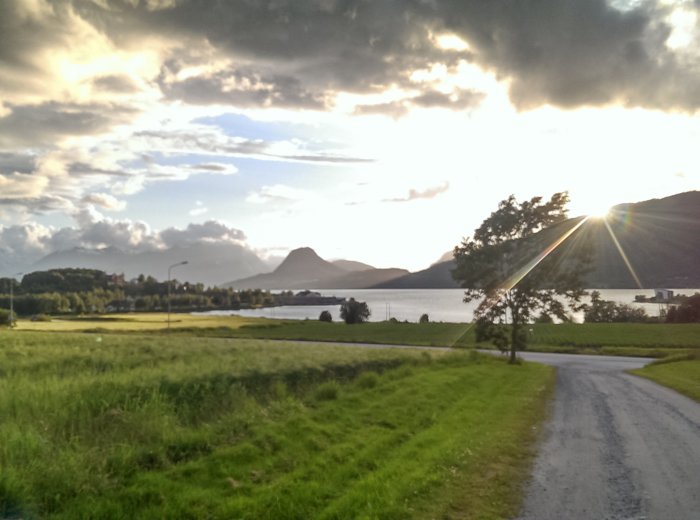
[452,192,592,363]
[584,291,649,323]
[666,294,700,323]
[318,310,333,322]
[339,298,370,324]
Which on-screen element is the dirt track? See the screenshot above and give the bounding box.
[514,352,700,520]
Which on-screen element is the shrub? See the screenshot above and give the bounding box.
[318,310,333,322]
[0,309,16,327]
[419,313,430,324]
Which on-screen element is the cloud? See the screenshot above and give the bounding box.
[187,162,238,174]
[246,184,311,204]
[354,88,484,117]
[0,101,138,147]
[0,214,251,275]
[81,192,127,211]
[159,220,246,248]
[91,75,140,93]
[439,0,700,111]
[384,182,450,203]
[47,0,700,113]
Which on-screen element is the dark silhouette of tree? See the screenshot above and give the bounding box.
[452,192,592,363]
[340,298,370,324]
[419,313,430,323]
[319,310,333,322]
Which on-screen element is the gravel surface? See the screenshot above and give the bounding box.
[514,352,700,520]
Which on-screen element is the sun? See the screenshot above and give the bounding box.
[586,203,612,219]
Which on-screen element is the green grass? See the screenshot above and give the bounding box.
[630,353,700,402]
[0,331,553,519]
[19,314,700,355]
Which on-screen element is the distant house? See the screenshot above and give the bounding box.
[654,289,674,302]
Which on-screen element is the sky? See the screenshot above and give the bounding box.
[1,0,700,275]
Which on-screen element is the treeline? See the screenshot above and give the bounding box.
[0,268,291,316]
[584,291,700,323]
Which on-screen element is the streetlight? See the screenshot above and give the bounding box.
[9,272,22,329]
[167,261,188,331]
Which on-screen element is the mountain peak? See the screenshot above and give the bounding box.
[273,247,344,278]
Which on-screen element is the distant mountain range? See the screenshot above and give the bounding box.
[379,191,700,289]
[222,247,409,290]
[29,191,700,289]
[31,242,274,287]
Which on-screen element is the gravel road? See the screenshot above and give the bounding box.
[514,352,700,520]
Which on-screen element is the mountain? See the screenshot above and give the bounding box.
[584,191,700,288]
[31,242,270,286]
[374,260,458,289]
[378,191,700,289]
[331,259,376,272]
[224,248,407,289]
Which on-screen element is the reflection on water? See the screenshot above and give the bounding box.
[197,288,700,323]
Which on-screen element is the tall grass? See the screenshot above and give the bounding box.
[0,331,552,519]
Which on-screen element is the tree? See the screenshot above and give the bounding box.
[452,192,592,363]
[318,310,333,322]
[419,313,430,324]
[339,298,370,324]
[584,291,648,323]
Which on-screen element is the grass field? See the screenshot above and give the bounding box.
[631,354,700,402]
[0,331,553,519]
[15,313,700,357]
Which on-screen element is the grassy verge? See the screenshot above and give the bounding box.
[0,331,553,519]
[630,353,700,402]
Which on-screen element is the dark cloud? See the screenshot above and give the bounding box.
[439,0,700,110]
[355,88,484,117]
[91,75,140,93]
[158,64,329,109]
[0,152,37,174]
[0,1,78,99]
[4,0,697,112]
[385,182,450,202]
[69,0,700,112]
[0,102,138,147]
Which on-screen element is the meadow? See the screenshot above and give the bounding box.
[18,313,700,357]
[0,330,553,519]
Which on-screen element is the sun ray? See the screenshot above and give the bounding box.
[500,217,590,292]
[603,218,644,289]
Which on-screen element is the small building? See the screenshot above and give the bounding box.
[654,289,674,302]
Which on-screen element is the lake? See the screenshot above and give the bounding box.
[199,288,700,323]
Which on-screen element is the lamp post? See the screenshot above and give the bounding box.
[167,261,188,331]
[9,272,22,329]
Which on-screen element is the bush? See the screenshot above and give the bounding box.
[30,314,52,322]
[318,310,333,322]
[339,298,370,324]
[419,313,430,324]
[0,309,16,327]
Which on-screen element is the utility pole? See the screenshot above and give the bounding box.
[167,261,188,332]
